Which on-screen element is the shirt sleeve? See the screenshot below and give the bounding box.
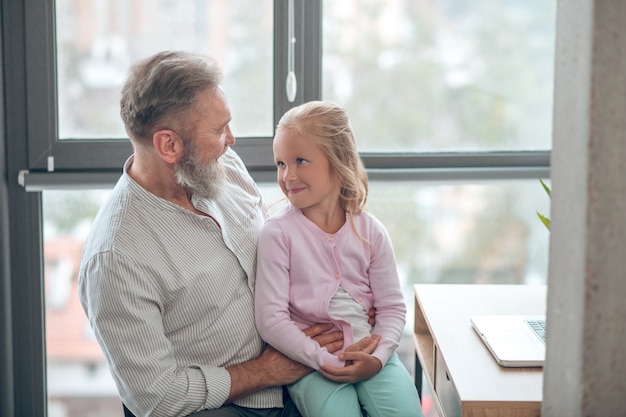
[78,251,231,417]
[365,217,407,367]
[254,220,344,369]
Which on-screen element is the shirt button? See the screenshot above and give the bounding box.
[335,274,340,279]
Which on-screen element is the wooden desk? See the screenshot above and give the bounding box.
[413,284,546,417]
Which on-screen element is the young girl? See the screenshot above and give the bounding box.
[254,101,423,417]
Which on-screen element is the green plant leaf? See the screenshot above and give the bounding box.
[537,211,550,230]
[539,177,551,198]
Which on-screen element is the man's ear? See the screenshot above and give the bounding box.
[153,130,183,164]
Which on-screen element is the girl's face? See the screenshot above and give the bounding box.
[273,126,340,214]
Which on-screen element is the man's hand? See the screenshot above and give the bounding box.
[318,334,382,383]
[226,323,344,403]
[303,323,343,353]
[226,344,311,403]
[256,345,312,385]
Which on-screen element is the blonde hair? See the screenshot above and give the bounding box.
[277,100,368,216]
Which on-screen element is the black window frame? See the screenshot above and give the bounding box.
[21,0,322,176]
[18,0,549,188]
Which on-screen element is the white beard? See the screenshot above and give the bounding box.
[174,143,226,200]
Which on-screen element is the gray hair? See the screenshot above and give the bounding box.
[120,51,222,145]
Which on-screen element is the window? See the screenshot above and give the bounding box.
[7,0,555,415]
[56,0,274,140]
[322,0,555,152]
[20,0,554,176]
[43,190,117,417]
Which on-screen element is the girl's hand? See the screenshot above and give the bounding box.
[318,334,382,383]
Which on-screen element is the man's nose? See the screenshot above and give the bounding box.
[225,125,235,146]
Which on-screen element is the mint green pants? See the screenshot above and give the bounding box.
[287,354,423,417]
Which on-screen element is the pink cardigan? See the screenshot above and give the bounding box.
[254,204,406,370]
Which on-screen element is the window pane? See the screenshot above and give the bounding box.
[366,180,550,287]
[56,0,273,140]
[322,0,556,152]
[43,190,119,417]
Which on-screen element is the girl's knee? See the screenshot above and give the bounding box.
[288,374,362,417]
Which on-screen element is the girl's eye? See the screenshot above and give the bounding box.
[276,161,285,168]
[296,158,307,164]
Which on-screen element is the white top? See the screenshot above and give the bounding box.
[329,287,372,342]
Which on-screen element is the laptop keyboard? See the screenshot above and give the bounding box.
[525,319,547,344]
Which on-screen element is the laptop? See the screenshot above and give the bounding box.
[470,315,546,367]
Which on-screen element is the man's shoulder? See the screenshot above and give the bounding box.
[82,179,136,256]
[220,148,262,198]
[221,147,247,173]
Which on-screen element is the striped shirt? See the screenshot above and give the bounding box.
[78,148,282,417]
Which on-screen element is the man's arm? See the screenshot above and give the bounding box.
[225,323,343,402]
[226,345,308,402]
